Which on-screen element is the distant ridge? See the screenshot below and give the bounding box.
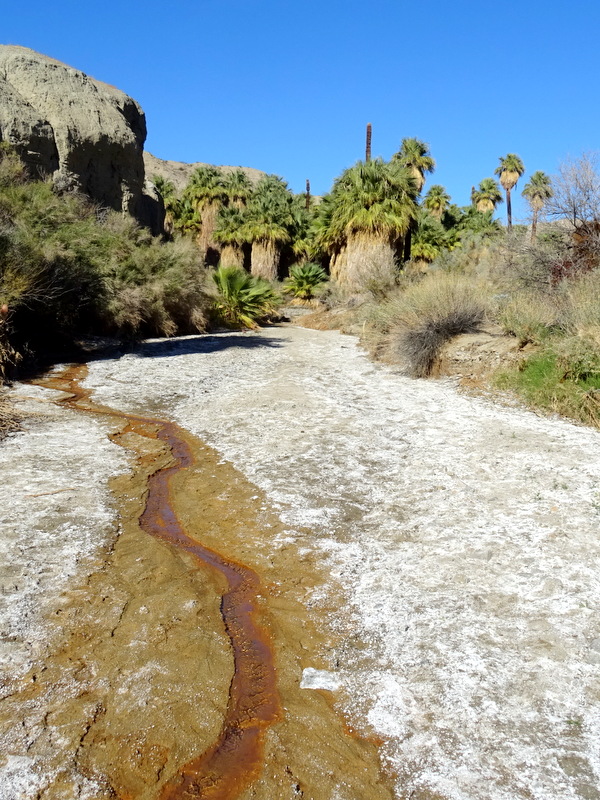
[144,152,266,195]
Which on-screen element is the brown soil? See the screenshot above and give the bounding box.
[0,366,394,799]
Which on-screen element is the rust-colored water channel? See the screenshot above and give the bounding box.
[37,364,281,800]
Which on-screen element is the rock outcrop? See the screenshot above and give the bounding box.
[0,45,161,230]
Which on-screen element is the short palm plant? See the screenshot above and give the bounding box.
[284,263,328,300]
[212,265,279,328]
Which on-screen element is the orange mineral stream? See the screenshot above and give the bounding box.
[37,364,281,800]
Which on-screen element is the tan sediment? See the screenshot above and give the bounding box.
[0,364,394,799]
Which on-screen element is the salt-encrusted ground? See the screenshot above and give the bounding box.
[0,382,128,798]
[81,325,600,800]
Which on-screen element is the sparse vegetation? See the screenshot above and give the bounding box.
[0,391,23,439]
[3,122,600,431]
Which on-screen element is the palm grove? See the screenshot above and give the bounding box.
[154,140,556,290]
[2,133,600,431]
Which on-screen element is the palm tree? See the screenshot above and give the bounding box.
[495,154,525,230]
[214,206,246,268]
[239,175,294,280]
[423,185,451,219]
[459,206,503,237]
[392,139,435,261]
[471,178,503,213]
[152,175,178,236]
[288,194,314,264]
[183,166,227,261]
[325,158,418,287]
[171,196,202,238]
[222,169,254,209]
[311,192,346,278]
[522,171,553,240]
[392,137,435,193]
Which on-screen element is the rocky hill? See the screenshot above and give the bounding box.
[0,45,268,233]
[0,45,161,229]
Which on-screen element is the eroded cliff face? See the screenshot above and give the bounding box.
[0,45,161,229]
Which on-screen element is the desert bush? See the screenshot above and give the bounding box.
[557,269,600,341]
[494,229,573,292]
[211,266,280,329]
[429,232,506,283]
[0,150,214,376]
[101,234,210,337]
[380,273,490,376]
[497,291,562,345]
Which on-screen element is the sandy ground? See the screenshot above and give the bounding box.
[2,323,600,799]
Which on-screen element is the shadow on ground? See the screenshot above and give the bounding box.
[17,331,285,381]
[133,332,285,359]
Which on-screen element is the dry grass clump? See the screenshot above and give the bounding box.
[0,392,24,440]
[558,269,600,341]
[378,273,490,376]
[497,292,562,345]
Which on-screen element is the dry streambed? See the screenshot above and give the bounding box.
[2,324,600,799]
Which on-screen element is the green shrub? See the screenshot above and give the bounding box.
[0,148,214,376]
[283,262,328,300]
[211,266,280,328]
[553,336,600,382]
[496,347,600,428]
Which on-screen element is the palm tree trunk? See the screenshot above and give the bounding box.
[366,123,372,162]
[251,240,279,280]
[220,244,245,269]
[329,247,347,281]
[506,189,512,230]
[343,233,397,289]
[531,209,538,241]
[198,201,221,258]
[403,230,412,262]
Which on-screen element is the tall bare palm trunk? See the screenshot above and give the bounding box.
[506,189,513,230]
[531,208,538,241]
[251,241,279,280]
[220,244,245,269]
[342,233,397,289]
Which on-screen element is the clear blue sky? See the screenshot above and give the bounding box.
[3,0,600,222]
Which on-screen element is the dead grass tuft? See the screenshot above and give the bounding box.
[0,392,25,440]
[380,274,490,377]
